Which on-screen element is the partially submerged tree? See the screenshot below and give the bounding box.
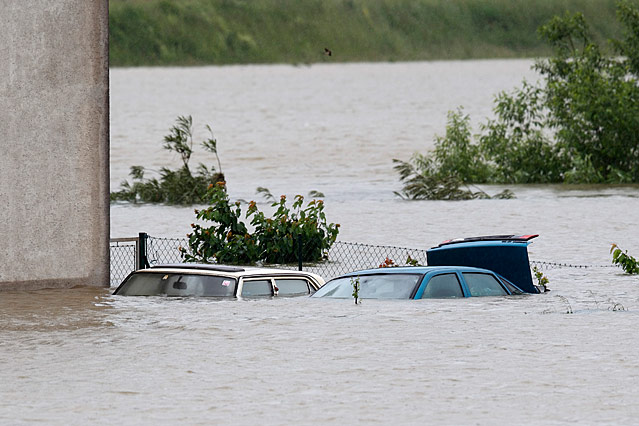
[393,109,515,200]
[111,115,225,204]
[395,0,639,199]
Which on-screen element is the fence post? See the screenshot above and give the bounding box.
[297,233,303,271]
[137,232,149,270]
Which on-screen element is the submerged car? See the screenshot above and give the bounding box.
[312,266,525,300]
[426,234,541,294]
[313,234,542,300]
[113,264,324,298]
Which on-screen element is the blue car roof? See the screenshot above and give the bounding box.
[335,265,495,278]
[429,240,531,250]
[431,234,538,249]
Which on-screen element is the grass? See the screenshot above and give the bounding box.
[109,0,623,66]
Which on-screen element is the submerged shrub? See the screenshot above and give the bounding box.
[378,256,423,267]
[351,276,360,305]
[393,110,515,200]
[110,115,224,204]
[610,243,639,274]
[532,266,550,292]
[180,183,340,264]
[394,1,639,198]
[478,83,567,183]
[181,182,258,264]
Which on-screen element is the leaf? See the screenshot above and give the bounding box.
[129,165,145,180]
[613,248,621,259]
[256,186,275,202]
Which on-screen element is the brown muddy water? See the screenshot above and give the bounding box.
[2,60,639,424]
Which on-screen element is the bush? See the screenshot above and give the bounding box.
[393,109,515,200]
[180,183,340,264]
[478,82,567,183]
[394,1,639,198]
[110,116,224,204]
[610,243,639,274]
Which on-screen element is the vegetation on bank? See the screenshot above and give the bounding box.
[395,1,639,199]
[109,0,622,66]
[180,182,340,264]
[110,116,224,204]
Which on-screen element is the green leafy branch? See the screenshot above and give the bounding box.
[532,266,550,292]
[610,243,639,274]
[351,276,360,305]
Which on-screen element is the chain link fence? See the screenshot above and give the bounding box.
[109,237,139,286]
[145,235,189,265]
[529,259,618,270]
[110,235,431,286]
[110,234,619,286]
[275,241,429,278]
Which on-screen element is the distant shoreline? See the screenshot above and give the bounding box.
[109,0,621,67]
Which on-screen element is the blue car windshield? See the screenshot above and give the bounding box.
[115,272,237,297]
[313,273,422,299]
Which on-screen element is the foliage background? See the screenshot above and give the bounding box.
[109,0,622,66]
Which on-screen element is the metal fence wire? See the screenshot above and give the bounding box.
[529,260,618,270]
[109,240,137,286]
[109,234,619,286]
[287,241,429,278]
[109,235,431,285]
[146,235,189,265]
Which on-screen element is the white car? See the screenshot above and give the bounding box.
[113,264,324,298]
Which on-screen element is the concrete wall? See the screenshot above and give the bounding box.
[0,1,110,290]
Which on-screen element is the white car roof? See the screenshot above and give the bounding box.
[139,263,325,283]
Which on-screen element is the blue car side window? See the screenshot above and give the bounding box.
[462,273,507,297]
[421,273,464,298]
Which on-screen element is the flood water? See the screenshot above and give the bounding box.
[3,60,639,424]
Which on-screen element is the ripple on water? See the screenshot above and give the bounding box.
[4,61,639,424]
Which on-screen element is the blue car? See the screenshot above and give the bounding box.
[313,234,542,300]
[426,234,540,293]
[312,266,525,300]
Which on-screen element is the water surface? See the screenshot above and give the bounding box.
[2,60,639,424]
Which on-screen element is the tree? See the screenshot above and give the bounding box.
[395,1,639,198]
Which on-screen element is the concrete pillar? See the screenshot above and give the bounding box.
[0,1,109,290]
